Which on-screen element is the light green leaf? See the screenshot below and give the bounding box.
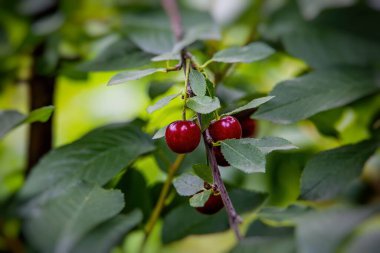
[151,52,180,62]
[221,139,266,173]
[189,189,212,207]
[210,42,274,63]
[152,126,167,140]
[147,93,180,114]
[24,105,54,124]
[255,68,380,124]
[239,137,297,154]
[301,140,378,201]
[19,123,155,200]
[189,69,206,96]
[24,183,124,253]
[0,110,25,139]
[186,96,221,114]
[192,164,213,183]
[173,173,204,196]
[71,211,142,253]
[224,96,274,116]
[108,68,166,86]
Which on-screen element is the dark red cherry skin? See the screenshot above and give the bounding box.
[165,120,201,154]
[212,146,229,167]
[239,117,257,138]
[196,192,224,215]
[208,116,242,142]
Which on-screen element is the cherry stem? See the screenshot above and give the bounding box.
[161,0,243,241]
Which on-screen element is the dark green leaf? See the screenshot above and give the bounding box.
[298,0,357,19]
[230,237,295,253]
[221,139,266,173]
[192,164,213,183]
[0,110,25,139]
[189,189,212,207]
[224,96,274,116]
[147,93,180,114]
[258,205,312,223]
[151,52,180,62]
[255,68,380,124]
[246,220,294,237]
[128,28,174,54]
[296,205,380,253]
[239,137,297,154]
[189,69,206,96]
[301,140,378,200]
[71,211,142,253]
[19,123,155,200]
[173,174,204,196]
[210,42,275,63]
[186,96,221,114]
[77,40,153,72]
[108,68,166,86]
[24,183,124,253]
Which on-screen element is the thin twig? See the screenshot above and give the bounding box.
[161,0,243,241]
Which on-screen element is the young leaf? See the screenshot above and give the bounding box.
[210,42,275,63]
[189,189,212,207]
[108,68,166,86]
[193,164,213,183]
[254,68,380,124]
[152,126,167,140]
[239,137,297,154]
[189,69,206,96]
[224,96,274,116]
[147,93,180,114]
[24,105,54,123]
[221,139,266,173]
[173,174,204,196]
[301,140,379,201]
[186,96,221,114]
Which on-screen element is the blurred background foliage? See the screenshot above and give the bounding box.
[0,0,380,252]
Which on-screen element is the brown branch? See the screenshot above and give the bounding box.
[161,0,243,241]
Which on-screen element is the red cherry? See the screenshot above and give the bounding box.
[195,191,224,215]
[208,116,242,141]
[165,120,201,154]
[239,117,257,138]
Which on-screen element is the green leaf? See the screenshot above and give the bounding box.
[224,96,274,116]
[173,173,204,196]
[255,68,380,124]
[186,96,221,114]
[258,205,312,223]
[147,93,180,114]
[210,42,275,63]
[77,40,153,72]
[221,139,266,173]
[246,220,294,237]
[283,28,380,68]
[301,140,378,201]
[108,68,166,86]
[239,137,297,154]
[152,126,167,140]
[296,205,380,253]
[345,225,380,253]
[71,211,142,253]
[24,183,124,253]
[298,0,356,19]
[151,52,180,62]
[189,189,212,207]
[192,164,213,183]
[128,28,174,54]
[23,105,54,123]
[230,237,295,253]
[0,110,25,139]
[19,123,155,200]
[189,69,206,96]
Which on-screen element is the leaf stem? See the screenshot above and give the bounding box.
[141,154,185,252]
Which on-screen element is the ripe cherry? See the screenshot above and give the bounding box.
[208,116,242,166]
[239,117,257,138]
[208,116,242,142]
[195,191,224,215]
[165,120,201,154]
